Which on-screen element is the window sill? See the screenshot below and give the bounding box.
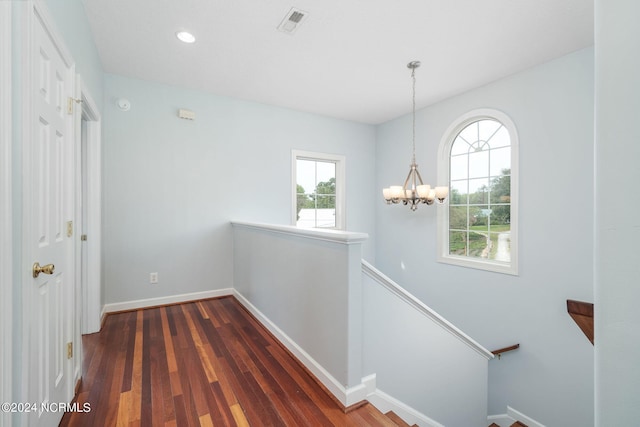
[437,254,518,276]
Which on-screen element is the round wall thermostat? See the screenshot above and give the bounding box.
[117,98,131,111]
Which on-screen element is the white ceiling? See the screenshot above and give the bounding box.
[81,0,593,124]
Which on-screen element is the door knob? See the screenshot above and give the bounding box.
[32,262,55,278]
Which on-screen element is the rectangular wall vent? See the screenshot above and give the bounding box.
[277,8,308,34]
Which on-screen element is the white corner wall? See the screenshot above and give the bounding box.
[362,262,492,427]
[375,48,595,426]
[231,222,368,405]
[594,0,640,424]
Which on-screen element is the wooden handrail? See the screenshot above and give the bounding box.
[567,299,594,345]
[491,343,520,359]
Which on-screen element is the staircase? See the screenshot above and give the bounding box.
[489,422,528,427]
[384,410,419,427]
[351,404,418,426]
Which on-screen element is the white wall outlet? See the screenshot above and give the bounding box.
[149,272,158,284]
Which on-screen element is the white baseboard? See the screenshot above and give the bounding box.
[232,289,374,408]
[102,288,234,314]
[367,388,444,427]
[100,304,107,328]
[488,406,546,427]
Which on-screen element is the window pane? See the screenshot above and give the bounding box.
[490,205,511,227]
[478,120,502,143]
[316,161,335,185]
[468,149,489,178]
[451,138,470,156]
[315,194,335,209]
[467,178,489,202]
[458,121,478,145]
[488,126,510,149]
[449,230,467,256]
[490,147,511,177]
[468,231,489,258]
[296,159,316,194]
[489,172,510,204]
[450,154,468,180]
[450,180,468,205]
[449,206,467,229]
[469,205,489,229]
[469,183,490,205]
[489,231,511,262]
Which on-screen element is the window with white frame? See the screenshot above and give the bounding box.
[292,150,345,229]
[437,110,518,275]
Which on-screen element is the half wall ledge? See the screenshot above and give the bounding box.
[230,221,369,244]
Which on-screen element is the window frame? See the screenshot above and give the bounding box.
[291,150,346,230]
[437,109,519,275]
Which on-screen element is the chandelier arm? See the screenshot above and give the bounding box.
[413,166,425,188]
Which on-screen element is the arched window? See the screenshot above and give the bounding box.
[438,109,518,275]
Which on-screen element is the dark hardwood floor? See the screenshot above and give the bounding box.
[60,296,406,426]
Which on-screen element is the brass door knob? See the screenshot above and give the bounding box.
[32,262,55,278]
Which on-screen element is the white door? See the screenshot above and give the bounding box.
[24,5,74,425]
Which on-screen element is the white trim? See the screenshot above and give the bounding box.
[0,2,13,424]
[233,289,372,407]
[507,406,546,427]
[100,304,107,326]
[103,289,234,314]
[75,76,102,334]
[291,149,346,230]
[20,0,35,406]
[367,388,445,427]
[488,406,546,427]
[231,220,368,244]
[437,108,519,275]
[361,260,494,360]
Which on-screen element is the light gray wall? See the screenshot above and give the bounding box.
[363,267,490,427]
[232,223,366,392]
[102,74,376,305]
[375,48,595,426]
[594,0,640,424]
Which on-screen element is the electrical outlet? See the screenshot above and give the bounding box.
[150,272,158,284]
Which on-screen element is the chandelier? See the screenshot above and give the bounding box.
[382,61,448,211]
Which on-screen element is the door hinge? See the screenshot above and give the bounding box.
[81,234,87,241]
[66,221,73,237]
[67,342,73,359]
[67,97,82,115]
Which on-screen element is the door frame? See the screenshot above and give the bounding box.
[20,0,78,406]
[74,76,102,338]
[1,2,13,424]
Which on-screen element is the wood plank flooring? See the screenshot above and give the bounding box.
[59,296,402,426]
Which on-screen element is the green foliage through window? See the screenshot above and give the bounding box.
[449,119,512,262]
[296,160,336,228]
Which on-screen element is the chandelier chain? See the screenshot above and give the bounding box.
[411,66,416,165]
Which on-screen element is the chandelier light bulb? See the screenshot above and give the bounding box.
[176,31,196,44]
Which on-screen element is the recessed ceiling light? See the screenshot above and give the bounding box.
[176,31,196,44]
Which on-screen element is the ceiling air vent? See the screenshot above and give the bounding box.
[277,8,308,34]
